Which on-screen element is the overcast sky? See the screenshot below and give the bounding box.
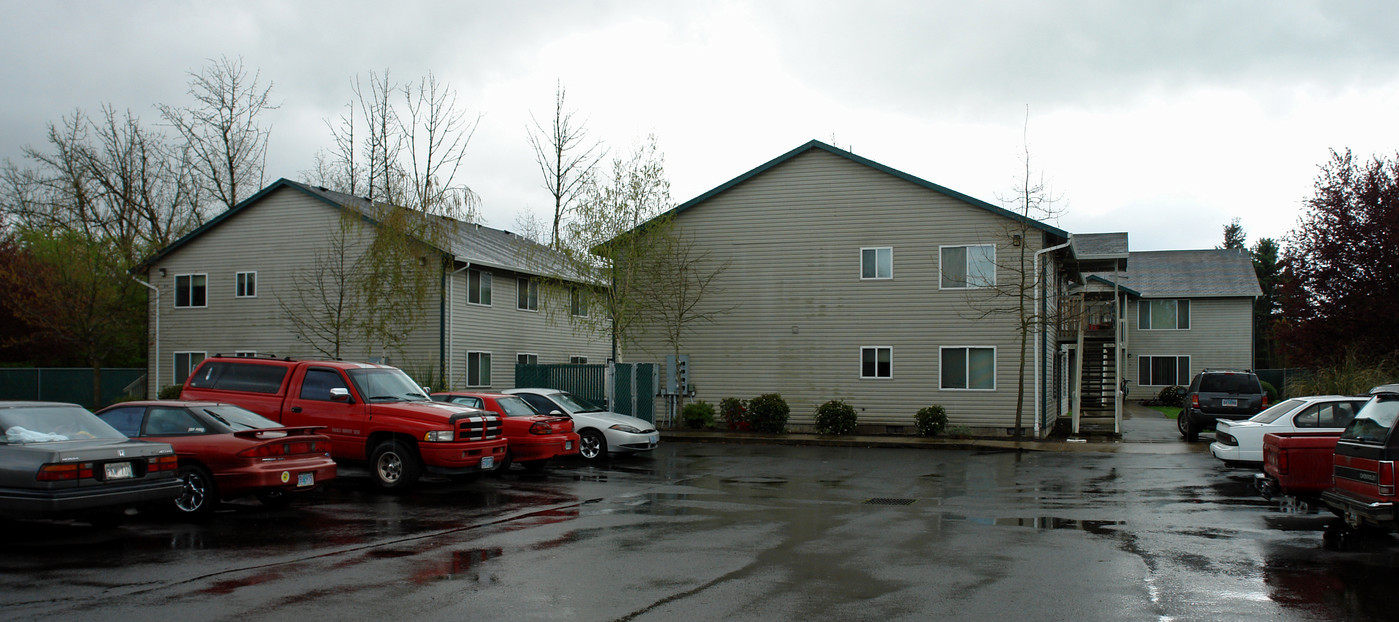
[4,0,1398,251]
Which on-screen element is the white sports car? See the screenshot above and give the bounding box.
[1209,395,1367,465]
[503,388,659,460]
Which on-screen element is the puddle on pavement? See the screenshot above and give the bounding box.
[412,547,503,584]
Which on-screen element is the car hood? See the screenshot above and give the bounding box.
[573,410,655,431]
[371,400,486,421]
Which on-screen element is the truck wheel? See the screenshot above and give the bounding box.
[579,429,607,461]
[175,464,218,518]
[370,440,421,490]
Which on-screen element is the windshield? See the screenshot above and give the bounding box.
[347,368,430,402]
[1251,399,1305,424]
[1341,395,1399,444]
[497,396,540,417]
[201,405,281,431]
[0,405,128,444]
[552,391,604,413]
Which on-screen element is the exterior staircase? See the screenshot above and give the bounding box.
[1076,332,1120,437]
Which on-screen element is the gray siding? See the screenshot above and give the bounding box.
[1127,297,1255,397]
[626,149,1052,431]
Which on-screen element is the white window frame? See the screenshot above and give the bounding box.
[517,353,538,366]
[569,356,588,365]
[860,247,893,280]
[234,351,258,358]
[517,277,539,311]
[860,346,893,379]
[939,245,996,289]
[466,351,492,387]
[174,273,208,308]
[1138,299,1191,330]
[940,346,997,391]
[1138,355,1191,387]
[173,351,206,386]
[571,287,588,317]
[235,271,257,298]
[467,268,492,306]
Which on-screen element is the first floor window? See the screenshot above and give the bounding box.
[175,274,207,307]
[517,277,538,311]
[941,346,995,390]
[860,247,893,280]
[940,245,995,289]
[861,347,892,379]
[517,353,538,366]
[235,271,257,297]
[570,356,588,365]
[173,351,206,385]
[468,268,492,305]
[467,351,491,387]
[1139,299,1190,330]
[1138,355,1190,386]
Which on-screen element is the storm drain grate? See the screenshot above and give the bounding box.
[863,497,918,506]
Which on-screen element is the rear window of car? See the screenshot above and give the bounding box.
[497,396,540,417]
[1341,395,1399,444]
[1199,374,1261,394]
[188,361,288,394]
[1250,399,1304,424]
[1,405,127,444]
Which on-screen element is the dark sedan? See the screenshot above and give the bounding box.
[0,401,181,526]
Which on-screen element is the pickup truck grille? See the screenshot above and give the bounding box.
[457,414,502,441]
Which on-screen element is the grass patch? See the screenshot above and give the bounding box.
[1147,405,1181,419]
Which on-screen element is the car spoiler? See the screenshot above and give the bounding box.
[232,426,328,440]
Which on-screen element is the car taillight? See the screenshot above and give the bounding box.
[1275,450,1288,475]
[1379,461,1395,496]
[529,421,553,435]
[148,455,178,472]
[1191,395,1200,408]
[1262,395,1269,408]
[239,440,321,458]
[37,462,95,481]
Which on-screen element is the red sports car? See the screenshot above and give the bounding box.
[95,401,336,517]
[431,392,578,472]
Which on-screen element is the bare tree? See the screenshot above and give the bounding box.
[158,56,277,212]
[276,212,371,359]
[528,82,605,248]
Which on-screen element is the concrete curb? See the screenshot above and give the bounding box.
[659,429,1206,455]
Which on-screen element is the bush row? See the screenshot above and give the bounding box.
[682,395,950,437]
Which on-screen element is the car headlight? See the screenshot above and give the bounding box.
[423,430,454,442]
[610,424,642,434]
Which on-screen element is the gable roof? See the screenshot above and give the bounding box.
[1070,232,1130,261]
[134,178,587,282]
[1087,249,1262,299]
[655,139,1070,239]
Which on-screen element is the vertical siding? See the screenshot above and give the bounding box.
[625,149,1054,431]
[1127,297,1254,397]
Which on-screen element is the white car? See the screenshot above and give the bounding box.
[503,388,659,460]
[1209,395,1368,464]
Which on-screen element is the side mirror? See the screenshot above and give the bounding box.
[421,386,431,394]
[330,387,351,402]
[550,410,566,416]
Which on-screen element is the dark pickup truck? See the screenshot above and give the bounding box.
[1255,431,1344,502]
[1321,384,1399,530]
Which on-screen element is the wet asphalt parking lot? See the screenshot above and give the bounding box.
[3,435,1399,621]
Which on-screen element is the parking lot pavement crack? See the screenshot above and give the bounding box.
[611,563,755,622]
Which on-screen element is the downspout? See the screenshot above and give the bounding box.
[439,257,448,386]
[1034,238,1072,438]
[132,277,159,397]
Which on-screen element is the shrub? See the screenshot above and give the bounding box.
[158,385,183,400]
[813,400,858,435]
[682,401,716,429]
[746,393,789,433]
[1157,386,1184,407]
[915,405,948,437]
[720,397,748,431]
[1260,380,1278,404]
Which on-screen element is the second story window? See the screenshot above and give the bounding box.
[468,269,492,305]
[517,277,538,311]
[1139,299,1190,330]
[571,287,588,317]
[175,274,207,308]
[940,245,996,289]
[861,247,893,280]
[235,271,256,298]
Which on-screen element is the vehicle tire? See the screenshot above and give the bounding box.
[1179,412,1199,443]
[578,429,607,461]
[491,450,514,476]
[174,464,218,518]
[521,459,549,472]
[370,440,422,490]
[256,490,293,509]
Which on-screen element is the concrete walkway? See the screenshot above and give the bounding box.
[659,401,1209,455]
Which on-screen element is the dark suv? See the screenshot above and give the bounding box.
[1179,369,1268,442]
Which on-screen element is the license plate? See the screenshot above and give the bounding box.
[1222,399,1238,407]
[565,440,573,450]
[297,472,314,487]
[105,462,133,480]
[648,433,659,445]
[481,455,494,470]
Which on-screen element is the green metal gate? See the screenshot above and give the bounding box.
[0,368,147,408]
[515,362,656,423]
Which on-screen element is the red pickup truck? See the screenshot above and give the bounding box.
[1255,431,1344,503]
[1321,384,1399,530]
[181,356,507,490]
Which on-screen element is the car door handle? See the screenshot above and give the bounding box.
[291,406,302,413]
